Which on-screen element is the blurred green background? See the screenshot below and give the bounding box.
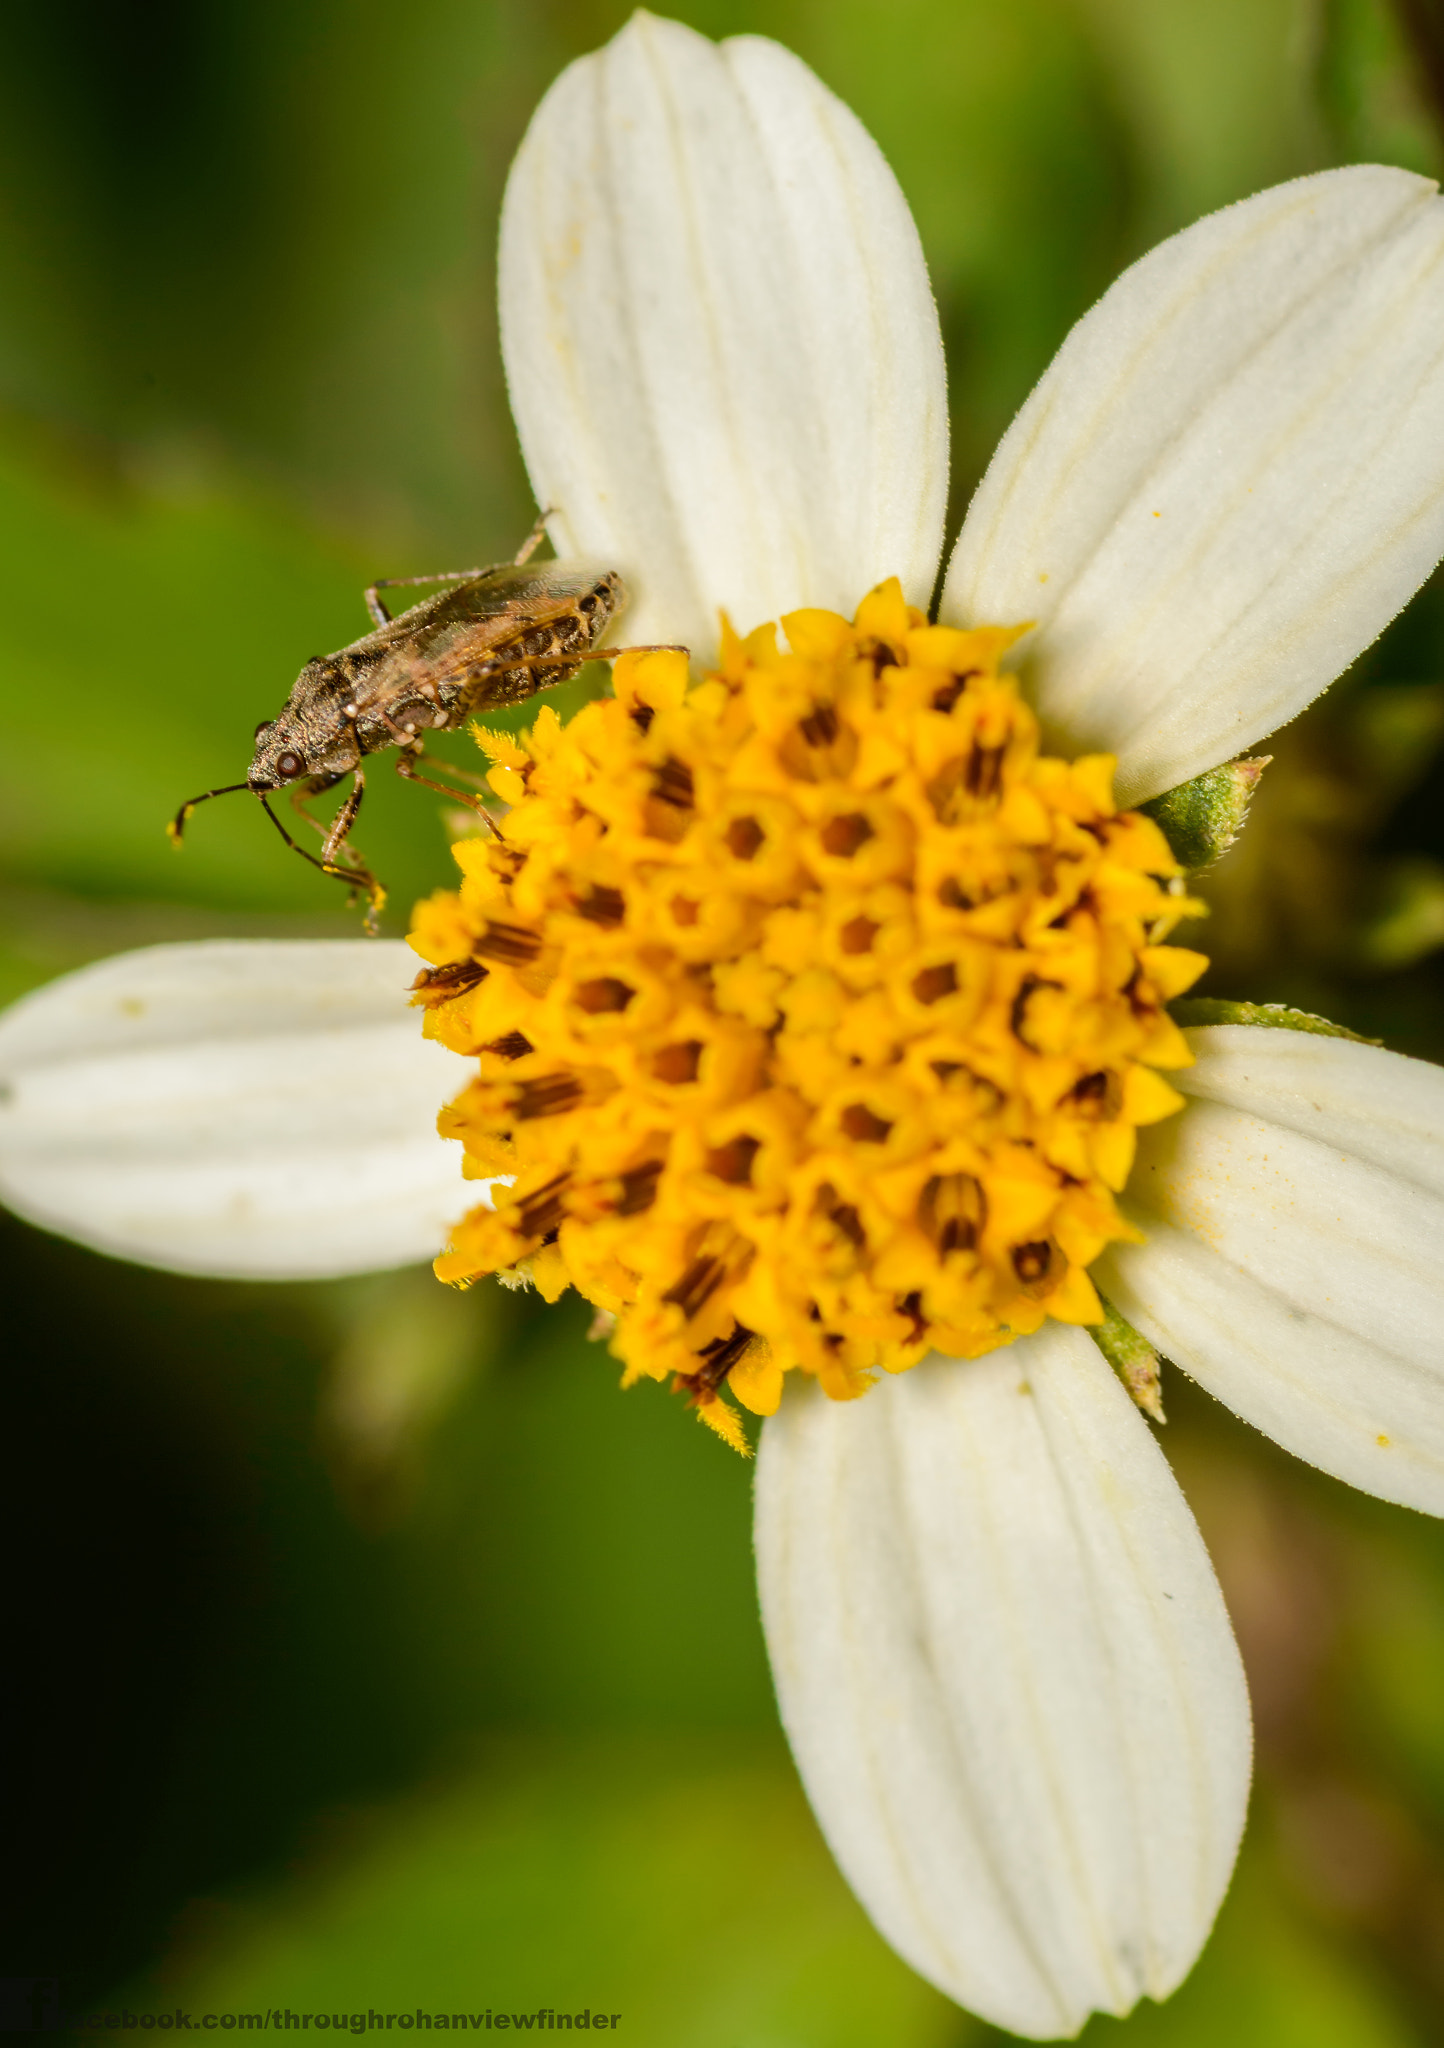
[5,1,1444,2042]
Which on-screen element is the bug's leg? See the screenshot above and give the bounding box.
[458,645,691,698]
[394,747,503,831]
[369,703,478,787]
[365,571,492,629]
[461,643,691,697]
[472,645,688,681]
[365,555,534,629]
[512,505,556,567]
[362,511,560,628]
[319,713,376,868]
[418,756,494,794]
[321,765,366,867]
[256,793,386,931]
[280,743,384,928]
[393,738,495,794]
[581,643,690,662]
[288,769,346,843]
[369,697,491,793]
[320,766,387,935]
[365,699,500,814]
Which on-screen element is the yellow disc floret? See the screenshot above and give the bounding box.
[410,580,1206,1452]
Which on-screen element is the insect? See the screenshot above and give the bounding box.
[170,515,676,927]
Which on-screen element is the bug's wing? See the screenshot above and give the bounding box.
[445,561,615,619]
[392,562,618,641]
[339,564,624,716]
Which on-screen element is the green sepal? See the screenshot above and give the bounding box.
[1170,997,1380,1044]
[1090,1297,1165,1422]
[1142,757,1269,870]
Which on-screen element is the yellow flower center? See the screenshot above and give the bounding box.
[409,580,1206,1453]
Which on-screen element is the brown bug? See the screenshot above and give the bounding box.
[170,515,678,926]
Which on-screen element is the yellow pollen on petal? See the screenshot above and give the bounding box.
[412,580,1206,1449]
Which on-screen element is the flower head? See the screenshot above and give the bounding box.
[413,587,1204,1449]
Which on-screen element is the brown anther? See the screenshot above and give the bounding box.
[652,756,695,809]
[409,958,486,1004]
[813,1182,865,1249]
[1012,1238,1062,1296]
[705,1135,761,1185]
[839,916,878,955]
[841,1104,892,1144]
[1011,975,1065,1051]
[574,976,634,1014]
[1121,963,1149,1014]
[965,742,1008,800]
[616,1161,663,1216]
[647,757,695,841]
[938,874,1008,910]
[779,710,859,783]
[928,1060,1002,1108]
[724,816,765,860]
[821,813,874,858]
[576,886,625,926]
[861,640,899,676]
[1067,1069,1121,1119]
[912,962,958,1005]
[652,1040,703,1084]
[676,1323,758,1403]
[899,1289,928,1341]
[664,1256,725,1322]
[630,703,655,733]
[919,1173,986,1255]
[930,669,980,713]
[516,1171,571,1241]
[669,895,700,926]
[799,703,839,747]
[513,1074,584,1119]
[475,919,543,966]
[483,1030,533,1061]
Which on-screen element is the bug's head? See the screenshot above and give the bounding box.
[250,656,362,789]
[247,716,313,793]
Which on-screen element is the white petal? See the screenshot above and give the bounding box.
[0,941,476,1281]
[1098,1028,1444,1512]
[943,166,1444,804]
[756,1327,1250,2039]
[499,10,947,659]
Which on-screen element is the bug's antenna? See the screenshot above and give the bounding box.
[167,782,251,846]
[256,792,386,930]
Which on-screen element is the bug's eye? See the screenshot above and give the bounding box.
[276,750,305,779]
[254,719,273,741]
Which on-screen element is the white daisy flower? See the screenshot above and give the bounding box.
[4,11,1444,2038]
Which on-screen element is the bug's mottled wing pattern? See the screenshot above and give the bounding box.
[342,565,624,723]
